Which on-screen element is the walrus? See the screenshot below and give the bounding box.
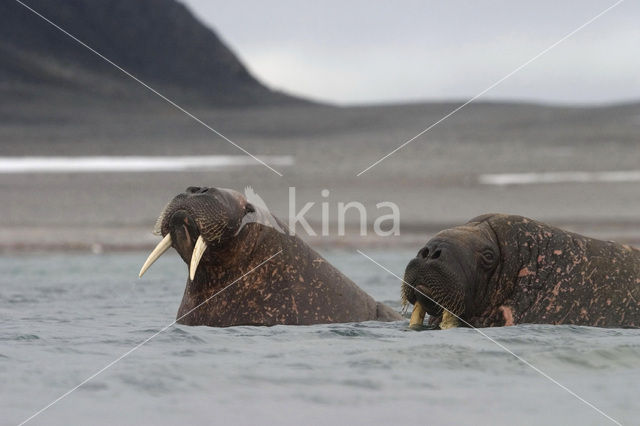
[139,186,402,326]
[402,214,640,329]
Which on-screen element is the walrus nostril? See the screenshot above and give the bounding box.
[432,249,442,259]
[418,247,429,259]
[185,187,212,195]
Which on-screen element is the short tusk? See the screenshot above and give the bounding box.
[139,234,172,278]
[409,301,427,330]
[440,310,460,329]
[189,235,207,281]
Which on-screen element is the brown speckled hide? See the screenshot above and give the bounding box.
[404,214,640,328]
[475,214,640,327]
[177,224,401,326]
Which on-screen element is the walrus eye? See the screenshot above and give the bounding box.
[481,249,496,267]
[245,203,256,214]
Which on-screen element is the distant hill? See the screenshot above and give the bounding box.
[0,0,305,106]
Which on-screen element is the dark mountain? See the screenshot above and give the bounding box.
[0,0,305,105]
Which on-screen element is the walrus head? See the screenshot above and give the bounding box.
[139,186,258,281]
[401,221,500,329]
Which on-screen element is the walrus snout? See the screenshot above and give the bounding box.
[167,210,200,262]
[155,188,244,243]
[403,259,465,316]
[402,241,468,329]
[140,187,248,279]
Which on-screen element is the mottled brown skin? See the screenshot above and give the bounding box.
[156,186,402,326]
[402,214,640,328]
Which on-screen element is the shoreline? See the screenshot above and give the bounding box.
[3,220,639,254]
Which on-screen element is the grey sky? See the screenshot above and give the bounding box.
[180,0,639,105]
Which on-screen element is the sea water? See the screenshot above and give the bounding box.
[1,250,638,426]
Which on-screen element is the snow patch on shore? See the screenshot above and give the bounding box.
[479,170,640,186]
[0,156,294,173]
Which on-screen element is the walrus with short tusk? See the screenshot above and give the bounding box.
[139,186,402,326]
[402,214,640,329]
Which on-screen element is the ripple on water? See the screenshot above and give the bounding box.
[327,327,373,337]
[0,334,40,342]
[171,349,197,357]
[317,321,402,338]
[346,358,392,370]
[117,373,176,395]
[553,345,640,370]
[284,362,314,370]
[135,327,208,344]
[5,295,40,304]
[80,381,109,392]
[340,378,382,390]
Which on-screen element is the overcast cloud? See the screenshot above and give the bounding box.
[180,0,639,105]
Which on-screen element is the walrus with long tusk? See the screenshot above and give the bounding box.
[139,186,402,326]
[402,214,640,329]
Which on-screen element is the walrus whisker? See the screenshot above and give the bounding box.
[139,234,172,278]
[189,235,208,281]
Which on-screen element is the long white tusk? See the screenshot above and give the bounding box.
[139,234,172,278]
[189,235,207,281]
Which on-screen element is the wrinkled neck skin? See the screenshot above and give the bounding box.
[472,215,640,327]
[460,223,501,321]
[175,223,269,324]
[469,216,536,326]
